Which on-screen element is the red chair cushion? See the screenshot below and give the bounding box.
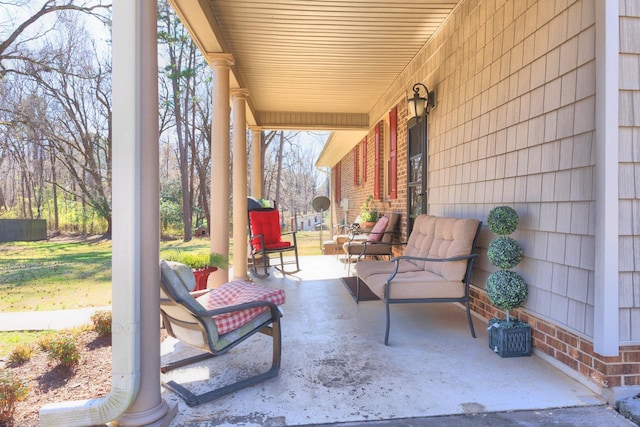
[249,209,283,251]
[196,280,286,334]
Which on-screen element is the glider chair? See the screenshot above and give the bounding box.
[343,213,399,275]
[248,208,300,278]
[159,260,285,407]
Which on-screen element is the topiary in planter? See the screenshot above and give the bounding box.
[486,270,527,321]
[486,206,527,323]
[487,237,523,269]
[487,205,518,235]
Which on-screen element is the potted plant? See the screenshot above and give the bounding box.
[163,250,228,291]
[359,195,379,229]
[485,206,531,357]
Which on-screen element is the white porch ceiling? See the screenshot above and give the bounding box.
[169,0,460,163]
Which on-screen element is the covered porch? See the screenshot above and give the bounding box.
[39,0,639,425]
[160,255,604,425]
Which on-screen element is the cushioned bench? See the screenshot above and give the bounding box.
[354,214,482,345]
[342,212,399,274]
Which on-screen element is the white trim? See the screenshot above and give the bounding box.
[594,0,619,356]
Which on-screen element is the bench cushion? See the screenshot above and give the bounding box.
[355,259,423,281]
[404,215,480,281]
[366,271,466,300]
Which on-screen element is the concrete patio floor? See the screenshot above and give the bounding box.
[160,255,629,426]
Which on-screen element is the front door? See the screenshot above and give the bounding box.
[407,117,427,235]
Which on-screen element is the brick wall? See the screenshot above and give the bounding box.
[336,104,411,242]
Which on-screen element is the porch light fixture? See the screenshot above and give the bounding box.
[407,82,435,121]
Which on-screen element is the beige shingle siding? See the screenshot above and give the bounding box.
[398,0,598,337]
[365,0,638,342]
[619,1,640,342]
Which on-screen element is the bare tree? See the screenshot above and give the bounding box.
[0,0,110,78]
[15,14,113,234]
[261,131,326,227]
[158,0,213,240]
[0,1,111,234]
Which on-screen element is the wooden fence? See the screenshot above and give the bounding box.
[0,219,47,242]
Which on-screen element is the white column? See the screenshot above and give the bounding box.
[40,1,176,425]
[232,89,249,280]
[209,53,234,287]
[250,126,262,199]
[594,0,619,356]
[115,0,176,423]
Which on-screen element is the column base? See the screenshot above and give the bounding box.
[112,399,177,426]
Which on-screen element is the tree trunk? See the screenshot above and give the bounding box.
[104,215,112,238]
[50,145,59,230]
[275,131,284,209]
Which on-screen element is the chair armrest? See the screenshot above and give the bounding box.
[390,253,479,263]
[356,240,393,258]
[364,229,395,239]
[360,240,392,246]
[281,230,298,247]
[249,233,267,253]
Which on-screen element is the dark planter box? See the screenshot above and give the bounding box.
[488,319,531,358]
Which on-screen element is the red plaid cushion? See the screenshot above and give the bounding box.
[196,280,285,334]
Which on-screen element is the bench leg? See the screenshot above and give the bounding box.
[465,300,476,338]
[384,299,391,346]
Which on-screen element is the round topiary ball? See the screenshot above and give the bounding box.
[487,236,523,269]
[487,205,519,235]
[486,270,527,311]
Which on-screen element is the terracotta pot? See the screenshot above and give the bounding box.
[192,267,218,291]
[361,221,377,232]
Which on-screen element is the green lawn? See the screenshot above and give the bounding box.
[0,231,327,357]
[0,240,113,312]
[0,231,325,313]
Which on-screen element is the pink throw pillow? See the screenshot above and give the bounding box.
[367,216,389,242]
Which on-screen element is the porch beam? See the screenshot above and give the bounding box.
[255,111,369,130]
